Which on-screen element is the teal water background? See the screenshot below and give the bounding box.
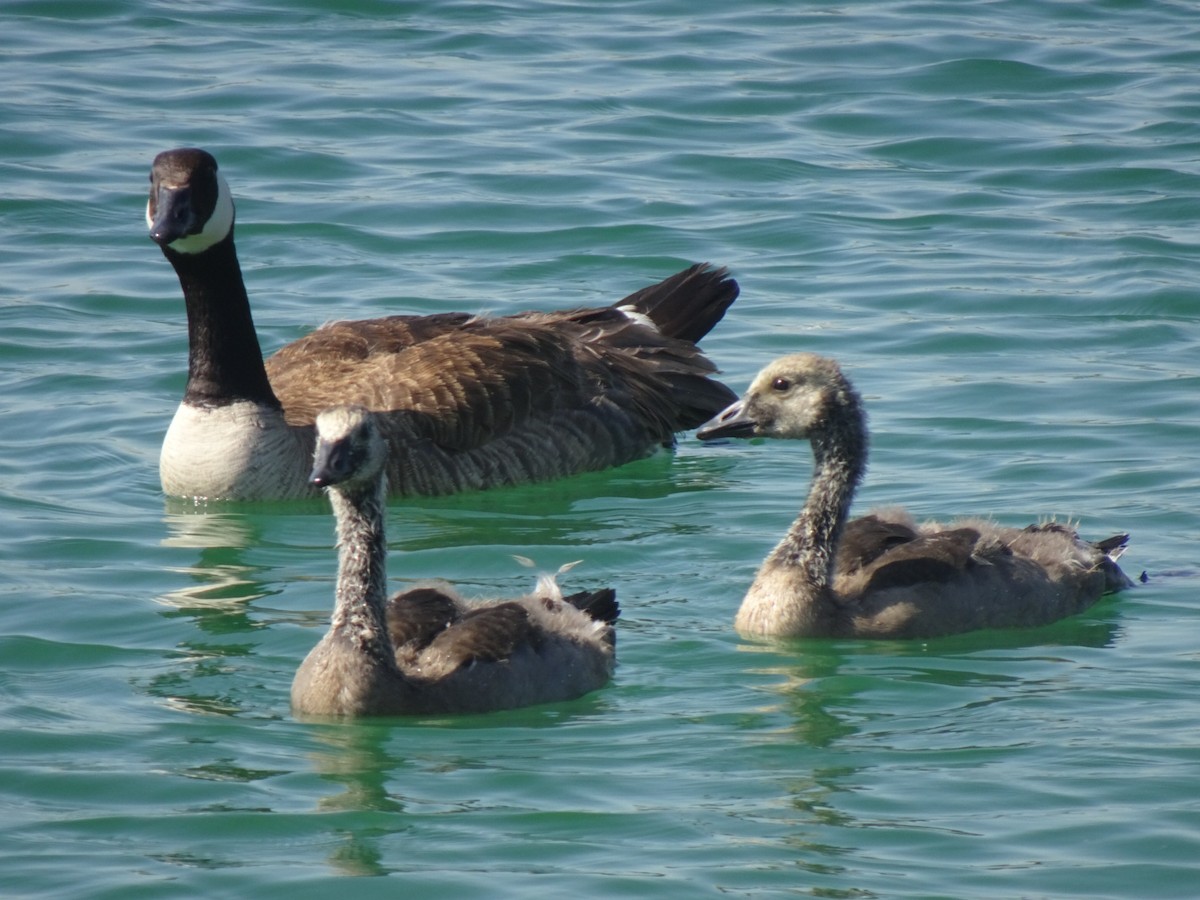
[2,1,1199,896]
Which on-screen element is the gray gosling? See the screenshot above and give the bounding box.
[697,353,1133,639]
[291,405,618,717]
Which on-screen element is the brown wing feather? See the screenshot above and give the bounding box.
[267,309,701,453]
[856,528,986,593]
[836,514,921,575]
[269,313,474,365]
[269,321,563,439]
[421,602,535,671]
[386,586,461,651]
[257,266,736,495]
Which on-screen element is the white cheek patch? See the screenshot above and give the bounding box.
[152,172,235,255]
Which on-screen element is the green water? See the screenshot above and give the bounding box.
[2,1,1198,897]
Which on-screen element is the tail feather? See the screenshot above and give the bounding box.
[564,587,620,625]
[1095,533,1130,560]
[668,372,740,430]
[1096,533,1135,593]
[617,263,739,344]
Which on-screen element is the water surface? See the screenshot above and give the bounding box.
[2,1,1198,897]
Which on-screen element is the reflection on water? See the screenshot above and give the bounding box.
[148,512,278,718]
[722,608,1126,884]
[157,450,735,557]
[306,726,404,877]
[157,509,268,609]
[741,606,1123,728]
[297,697,620,876]
[311,726,407,810]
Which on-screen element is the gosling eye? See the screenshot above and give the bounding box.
[770,376,792,392]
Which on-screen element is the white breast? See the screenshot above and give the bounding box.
[160,400,312,501]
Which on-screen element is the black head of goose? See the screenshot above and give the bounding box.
[697,353,1134,639]
[148,148,740,501]
[292,404,618,717]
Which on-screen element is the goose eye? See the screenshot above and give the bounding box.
[771,376,791,392]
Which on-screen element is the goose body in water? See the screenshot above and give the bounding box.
[696,353,1133,639]
[148,148,739,501]
[291,405,618,717]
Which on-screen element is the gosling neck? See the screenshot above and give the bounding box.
[328,477,395,666]
[738,394,868,637]
[779,413,868,590]
[163,232,280,410]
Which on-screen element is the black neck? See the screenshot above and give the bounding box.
[164,234,280,409]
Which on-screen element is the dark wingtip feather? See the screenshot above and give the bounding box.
[563,587,620,624]
[618,263,739,344]
[1095,533,1131,558]
[1095,533,1134,592]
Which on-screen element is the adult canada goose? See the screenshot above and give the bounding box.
[148,147,740,501]
[292,405,619,717]
[696,353,1133,639]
